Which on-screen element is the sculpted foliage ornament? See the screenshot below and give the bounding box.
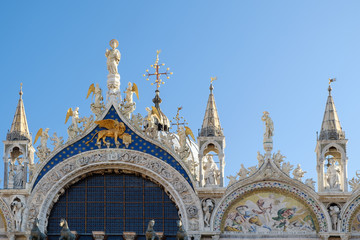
[50,132,64,151]
[349,170,360,191]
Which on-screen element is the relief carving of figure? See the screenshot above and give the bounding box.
[105,39,121,75]
[203,155,220,186]
[293,164,307,181]
[11,198,25,231]
[326,158,341,190]
[202,198,215,228]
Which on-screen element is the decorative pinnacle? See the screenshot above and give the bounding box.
[143,50,173,90]
[328,78,336,94]
[19,83,23,98]
[210,76,217,92]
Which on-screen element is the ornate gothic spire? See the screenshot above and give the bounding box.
[7,83,31,141]
[199,78,223,137]
[319,79,345,140]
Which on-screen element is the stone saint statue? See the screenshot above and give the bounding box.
[203,155,220,186]
[261,111,274,140]
[329,205,340,230]
[105,39,121,74]
[326,158,341,189]
[292,164,307,181]
[11,198,25,231]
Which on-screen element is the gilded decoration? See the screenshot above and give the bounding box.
[221,189,318,233]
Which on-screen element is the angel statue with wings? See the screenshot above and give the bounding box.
[144,106,161,138]
[175,126,195,161]
[87,83,105,118]
[34,128,51,161]
[121,82,139,118]
[65,107,81,140]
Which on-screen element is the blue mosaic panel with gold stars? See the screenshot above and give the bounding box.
[33,106,193,190]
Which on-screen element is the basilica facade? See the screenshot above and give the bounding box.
[1,39,360,240]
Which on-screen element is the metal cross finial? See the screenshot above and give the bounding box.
[210,77,217,84]
[170,106,188,131]
[144,50,173,90]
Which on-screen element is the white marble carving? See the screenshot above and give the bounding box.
[203,155,220,186]
[329,205,340,231]
[305,178,316,190]
[50,132,64,151]
[237,164,249,180]
[326,158,340,190]
[11,198,25,231]
[202,198,215,228]
[293,164,307,181]
[27,149,201,232]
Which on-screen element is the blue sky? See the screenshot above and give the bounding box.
[1,1,360,189]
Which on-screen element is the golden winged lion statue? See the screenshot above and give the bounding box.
[85,119,132,146]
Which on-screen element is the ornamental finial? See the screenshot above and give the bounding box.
[210,76,217,84]
[144,50,173,90]
[328,78,336,94]
[19,83,23,97]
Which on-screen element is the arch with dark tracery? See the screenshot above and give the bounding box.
[47,172,179,239]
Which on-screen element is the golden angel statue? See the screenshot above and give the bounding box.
[105,39,121,75]
[87,83,105,118]
[121,82,139,118]
[144,106,161,138]
[65,107,81,140]
[34,128,51,161]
